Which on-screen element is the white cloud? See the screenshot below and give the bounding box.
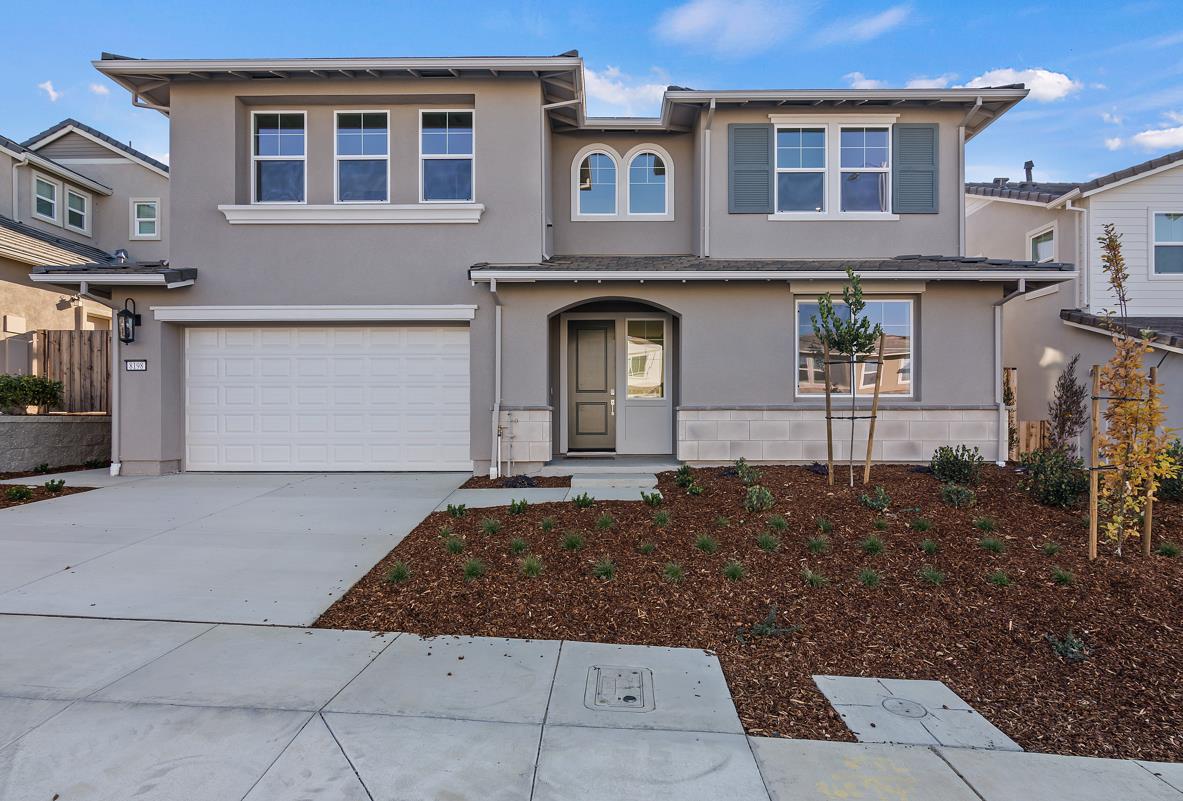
[37,80,61,102]
[1101,110,1123,125]
[89,83,110,96]
[1127,124,1183,150]
[905,73,957,89]
[815,3,912,46]
[1105,137,1124,151]
[584,66,668,117]
[1167,111,1183,124]
[656,0,808,55]
[843,71,886,89]
[958,68,1081,102]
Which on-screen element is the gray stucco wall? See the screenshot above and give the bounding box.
[60,160,169,263]
[966,196,1081,302]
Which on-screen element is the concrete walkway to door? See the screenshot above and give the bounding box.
[0,471,465,625]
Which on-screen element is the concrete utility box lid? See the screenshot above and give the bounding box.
[585,666,655,712]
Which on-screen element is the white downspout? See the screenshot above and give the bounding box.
[993,280,1026,466]
[79,281,121,476]
[703,98,715,257]
[488,279,503,479]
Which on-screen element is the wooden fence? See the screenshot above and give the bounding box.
[31,330,110,413]
[1003,366,1050,460]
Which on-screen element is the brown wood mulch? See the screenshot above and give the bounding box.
[0,485,94,509]
[459,474,571,489]
[0,463,108,480]
[316,463,1183,762]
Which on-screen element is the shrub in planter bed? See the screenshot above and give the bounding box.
[385,561,411,584]
[1159,439,1183,502]
[930,445,984,485]
[43,479,66,493]
[940,483,976,508]
[743,485,775,513]
[0,374,62,413]
[1018,449,1089,508]
[858,568,881,588]
[859,486,891,512]
[662,562,684,583]
[5,485,33,501]
[520,555,543,577]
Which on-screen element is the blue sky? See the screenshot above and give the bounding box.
[2,0,1181,183]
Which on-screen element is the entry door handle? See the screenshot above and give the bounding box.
[610,399,616,416]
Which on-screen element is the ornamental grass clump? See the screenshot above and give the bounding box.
[384,561,410,584]
[722,561,745,581]
[756,532,780,552]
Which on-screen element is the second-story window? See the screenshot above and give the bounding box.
[65,188,90,235]
[131,199,160,240]
[627,152,666,215]
[1153,213,1183,275]
[253,112,306,203]
[33,174,59,223]
[839,127,890,212]
[578,152,617,215]
[336,112,389,203]
[776,128,826,213]
[420,111,474,202]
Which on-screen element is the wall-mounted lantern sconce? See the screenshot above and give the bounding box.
[116,299,141,344]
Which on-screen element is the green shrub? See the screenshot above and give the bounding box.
[686,481,705,496]
[723,561,745,581]
[766,514,788,532]
[572,492,595,509]
[816,517,833,533]
[384,561,410,584]
[641,490,663,507]
[695,535,718,554]
[919,566,946,585]
[540,516,555,533]
[443,536,465,554]
[508,498,528,515]
[988,570,1011,587]
[930,445,984,485]
[480,518,502,535]
[674,464,694,488]
[637,541,656,555]
[462,559,486,580]
[713,515,731,528]
[734,457,762,486]
[802,568,828,588]
[43,479,65,493]
[940,483,976,508]
[562,532,585,551]
[34,463,50,473]
[446,503,468,519]
[595,513,615,530]
[509,537,527,555]
[756,532,780,552]
[521,555,543,577]
[807,535,829,555]
[653,510,671,527]
[1157,541,1180,558]
[1052,567,1074,586]
[592,559,615,580]
[973,516,996,532]
[872,516,888,531]
[920,538,939,555]
[861,536,884,555]
[4,485,33,501]
[0,374,62,412]
[1041,541,1061,556]
[663,562,684,583]
[1161,440,1183,501]
[1018,449,1088,508]
[858,568,881,588]
[859,486,891,512]
[910,518,932,532]
[1046,630,1091,663]
[743,485,774,513]
[979,537,1005,554]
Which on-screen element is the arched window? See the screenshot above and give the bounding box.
[577,152,617,215]
[628,152,667,215]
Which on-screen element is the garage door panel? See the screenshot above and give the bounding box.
[185,326,471,471]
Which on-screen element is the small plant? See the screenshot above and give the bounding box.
[858,568,881,588]
[806,535,829,555]
[1046,630,1091,663]
[940,483,976,508]
[973,516,996,532]
[595,513,615,530]
[446,503,468,519]
[462,558,486,580]
[34,462,51,474]
[861,536,884,556]
[734,457,762,486]
[859,486,891,512]
[1041,541,1061,556]
[766,514,788,532]
[695,535,718,554]
[979,537,1005,554]
[686,481,705,496]
[1052,567,1074,586]
[637,541,656,555]
[872,516,888,531]
[540,516,556,533]
[43,479,65,493]
[509,537,528,555]
[919,566,946,586]
[562,532,585,551]
[1161,440,1183,502]
[443,536,465,555]
[592,559,615,580]
[816,517,833,533]
[384,561,411,584]
[653,510,671,527]
[802,568,828,588]
[641,490,663,507]
[1156,541,1180,558]
[572,492,595,509]
[663,562,684,583]
[713,515,731,529]
[5,485,33,502]
[910,518,932,532]
[83,458,106,469]
[1019,449,1089,508]
[736,604,800,643]
[756,532,780,552]
[743,485,775,513]
[438,525,454,538]
[521,554,543,577]
[930,445,984,485]
[1047,354,1089,455]
[722,561,745,581]
[988,570,1011,587]
[920,538,939,555]
[480,517,502,535]
[674,464,694,488]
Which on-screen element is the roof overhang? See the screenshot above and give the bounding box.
[470,269,1077,284]
[30,263,197,290]
[23,124,169,178]
[0,142,113,195]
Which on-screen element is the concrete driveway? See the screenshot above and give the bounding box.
[0,471,464,625]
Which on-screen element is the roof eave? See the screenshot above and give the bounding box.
[469,269,1077,283]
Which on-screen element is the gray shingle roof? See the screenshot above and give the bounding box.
[0,215,112,267]
[22,118,169,174]
[32,261,197,283]
[1075,148,1183,195]
[471,254,1075,274]
[1061,309,1183,349]
[967,148,1183,204]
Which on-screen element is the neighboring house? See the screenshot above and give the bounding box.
[0,120,169,372]
[966,151,1183,433]
[31,51,1073,476]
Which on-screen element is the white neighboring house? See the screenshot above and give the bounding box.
[965,150,1183,435]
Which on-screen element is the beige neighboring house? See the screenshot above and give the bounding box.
[966,151,1183,434]
[29,51,1077,477]
[0,120,168,373]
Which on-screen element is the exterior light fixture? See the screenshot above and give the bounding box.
[116,299,141,344]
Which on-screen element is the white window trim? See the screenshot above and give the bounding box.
[773,125,827,216]
[151,304,478,322]
[64,187,92,236]
[217,203,484,225]
[1026,221,1057,264]
[418,109,475,204]
[624,316,668,400]
[250,110,307,205]
[130,197,161,240]
[767,114,900,221]
[1149,209,1183,280]
[623,143,675,221]
[31,172,61,225]
[570,144,620,220]
[793,296,914,399]
[334,110,390,204]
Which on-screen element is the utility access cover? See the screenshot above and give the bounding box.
[584,665,655,713]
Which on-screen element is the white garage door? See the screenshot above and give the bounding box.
[185,326,470,471]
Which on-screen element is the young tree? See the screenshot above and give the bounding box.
[1047,354,1088,455]
[1094,223,1177,555]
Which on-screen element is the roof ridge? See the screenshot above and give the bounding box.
[22,118,169,174]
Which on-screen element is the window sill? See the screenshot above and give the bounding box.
[217,203,485,225]
[570,213,675,223]
[767,212,900,222]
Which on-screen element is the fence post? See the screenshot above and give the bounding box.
[1088,366,1100,561]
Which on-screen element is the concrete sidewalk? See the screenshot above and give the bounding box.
[1,615,1179,801]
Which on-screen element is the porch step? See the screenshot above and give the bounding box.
[540,455,680,476]
[569,473,659,490]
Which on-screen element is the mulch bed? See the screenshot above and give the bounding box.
[0,463,108,480]
[459,474,571,489]
[0,484,94,509]
[316,463,1183,761]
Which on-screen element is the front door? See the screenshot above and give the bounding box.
[567,320,616,450]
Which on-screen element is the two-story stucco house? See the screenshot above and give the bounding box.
[31,51,1074,477]
[0,119,168,372]
[966,150,1183,433]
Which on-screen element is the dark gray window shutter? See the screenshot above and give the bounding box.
[728,124,773,214]
[892,124,939,214]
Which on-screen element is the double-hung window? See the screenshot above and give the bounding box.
[420,111,474,202]
[65,188,90,234]
[131,199,160,239]
[796,298,913,397]
[336,112,389,203]
[1152,212,1183,275]
[839,127,890,212]
[1029,225,1055,263]
[33,174,59,223]
[775,128,826,213]
[252,112,306,203]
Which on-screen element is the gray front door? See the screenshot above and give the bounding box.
[568,320,616,450]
